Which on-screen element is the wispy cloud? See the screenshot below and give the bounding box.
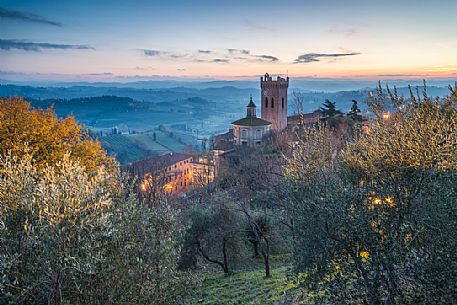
[255,55,279,62]
[294,52,360,63]
[0,7,62,26]
[228,48,250,55]
[141,48,279,64]
[0,39,94,52]
[212,58,229,63]
[142,49,189,58]
[143,49,161,56]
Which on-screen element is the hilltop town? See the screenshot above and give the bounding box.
[126,73,370,198]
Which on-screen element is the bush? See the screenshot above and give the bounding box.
[284,85,457,304]
[0,152,194,304]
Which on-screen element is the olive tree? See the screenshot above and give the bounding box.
[0,152,195,305]
[284,85,457,304]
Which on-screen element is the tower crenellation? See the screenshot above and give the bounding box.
[260,73,289,131]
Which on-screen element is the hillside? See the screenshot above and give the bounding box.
[191,257,320,305]
[99,130,193,164]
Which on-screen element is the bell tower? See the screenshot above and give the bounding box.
[260,73,289,131]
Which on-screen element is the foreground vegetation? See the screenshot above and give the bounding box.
[1,84,456,304]
[0,98,195,304]
[192,261,293,305]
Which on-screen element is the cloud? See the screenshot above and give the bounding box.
[0,39,94,52]
[0,7,62,26]
[140,48,277,64]
[177,68,186,71]
[142,49,189,58]
[212,58,229,63]
[294,52,360,63]
[143,49,161,56]
[255,55,279,62]
[168,53,188,58]
[228,48,250,55]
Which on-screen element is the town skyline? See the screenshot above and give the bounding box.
[2,0,457,82]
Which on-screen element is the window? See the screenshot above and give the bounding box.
[265,97,268,108]
[282,97,285,109]
[256,129,261,139]
[271,97,274,108]
[241,129,247,139]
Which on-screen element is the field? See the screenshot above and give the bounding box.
[192,259,317,305]
[99,130,193,164]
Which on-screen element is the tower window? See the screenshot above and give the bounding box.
[265,97,268,108]
[271,97,274,108]
[282,98,285,109]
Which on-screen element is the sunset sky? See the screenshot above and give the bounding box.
[1,0,457,81]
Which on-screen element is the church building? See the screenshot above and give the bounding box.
[231,73,289,147]
[232,96,271,147]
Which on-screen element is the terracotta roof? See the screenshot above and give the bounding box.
[123,152,192,175]
[288,110,323,125]
[288,109,323,121]
[232,117,272,126]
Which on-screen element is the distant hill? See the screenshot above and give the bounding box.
[1,83,454,136]
[2,77,456,92]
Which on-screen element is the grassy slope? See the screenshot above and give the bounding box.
[100,130,188,164]
[192,261,314,305]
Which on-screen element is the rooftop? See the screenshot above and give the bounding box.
[232,117,272,127]
[122,152,192,175]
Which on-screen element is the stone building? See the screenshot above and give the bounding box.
[232,96,271,147]
[261,73,289,131]
[123,151,215,197]
[287,109,324,131]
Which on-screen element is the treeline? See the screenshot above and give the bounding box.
[30,95,151,111]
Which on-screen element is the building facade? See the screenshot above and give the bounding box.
[124,152,216,197]
[261,73,289,132]
[232,97,271,147]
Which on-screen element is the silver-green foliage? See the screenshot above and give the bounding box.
[0,153,194,304]
[284,86,457,304]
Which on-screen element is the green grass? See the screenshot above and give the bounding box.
[99,130,190,164]
[192,262,310,305]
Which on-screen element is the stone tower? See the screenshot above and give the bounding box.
[260,73,289,131]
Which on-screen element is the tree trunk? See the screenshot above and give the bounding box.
[197,242,230,276]
[263,252,270,277]
[261,238,271,277]
[249,240,260,258]
[222,237,230,275]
